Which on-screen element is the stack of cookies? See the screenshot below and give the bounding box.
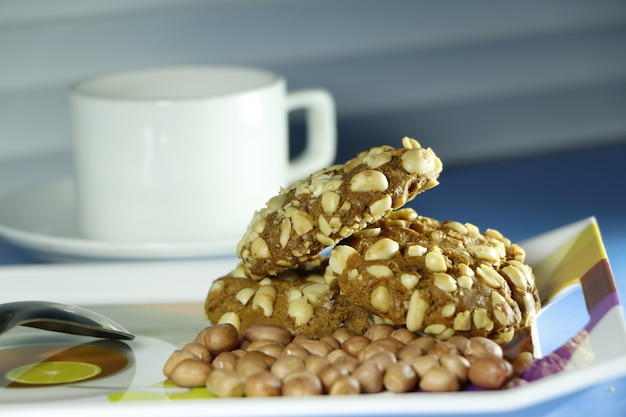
[205,137,540,346]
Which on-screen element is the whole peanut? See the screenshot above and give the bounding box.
[419,365,460,392]
[282,371,323,396]
[329,375,361,395]
[245,339,284,359]
[408,354,439,377]
[231,348,246,357]
[468,358,513,389]
[446,335,470,354]
[304,354,330,374]
[409,335,437,352]
[297,339,334,357]
[163,349,197,378]
[196,324,239,355]
[326,348,351,364]
[243,324,293,345]
[464,337,503,361]
[206,368,245,398]
[426,340,459,357]
[341,335,370,356]
[439,353,469,383]
[333,354,360,374]
[352,359,384,393]
[364,323,395,341]
[331,328,356,343]
[321,336,341,350]
[169,358,213,388]
[397,343,425,363]
[357,341,389,362]
[212,351,239,370]
[318,365,346,392]
[371,338,404,353]
[390,328,417,345]
[383,361,418,393]
[367,350,397,372]
[182,342,212,362]
[245,370,282,397]
[510,351,534,374]
[281,342,310,359]
[271,356,304,379]
[236,351,269,377]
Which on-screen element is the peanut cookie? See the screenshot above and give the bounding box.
[237,137,443,279]
[325,208,541,345]
[205,260,375,339]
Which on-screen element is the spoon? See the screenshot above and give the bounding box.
[0,301,135,340]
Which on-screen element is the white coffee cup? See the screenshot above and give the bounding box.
[70,66,336,244]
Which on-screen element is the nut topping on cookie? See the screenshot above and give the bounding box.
[326,208,541,345]
[205,260,374,338]
[237,138,443,279]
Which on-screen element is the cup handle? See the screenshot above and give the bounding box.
[286,89,337,183]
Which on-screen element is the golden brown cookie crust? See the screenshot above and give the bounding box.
[325,208,541,345]
[205,261,375,339]
[237,138,443,279]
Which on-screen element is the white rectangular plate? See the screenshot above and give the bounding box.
[0,217,625,416]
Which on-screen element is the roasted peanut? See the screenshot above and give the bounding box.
[245,370,282,397]
[318,365,347,392]
[321,335,341,350]
[231,348,247,357]
[332,354,360,374]
[326,348,351,364]
[169,358,213,388]
[510,350,534,374]
[367,350,397,372]
[236,351,269,377]
[195,323,239,355]
[331,328,357,343]
[329,375,361,395]
[282,371,323,396]
[426,340,459,357]
[439,353,469,383]
[163,349,197,378]
[296,339,334,357]
[166,319,533,397]
[446,335,469,354]
[350,170,389,193]
[281,342,310,359]
[304,354,330,374]
[357,341,391,362]
[245,339,284,359]
[353,360,384,393]
[390,327,417,345]
[383,361,418,393]
[271,356,305,379]
[504,377,529,389]
[409,335,437,352]
[468,358,513,389]
[341,335,370,356]
[464,337,503,361]
[182,342,212,362]
[242,323,293,345]
[397,343,424,363]
[212,351,239,370]
[206,368,245,398]
[408,354,439,378]
[364,323,395,341]
[419,365,460,392]
[370,337,404,353]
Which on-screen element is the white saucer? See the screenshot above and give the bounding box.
[0,179,239,262]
